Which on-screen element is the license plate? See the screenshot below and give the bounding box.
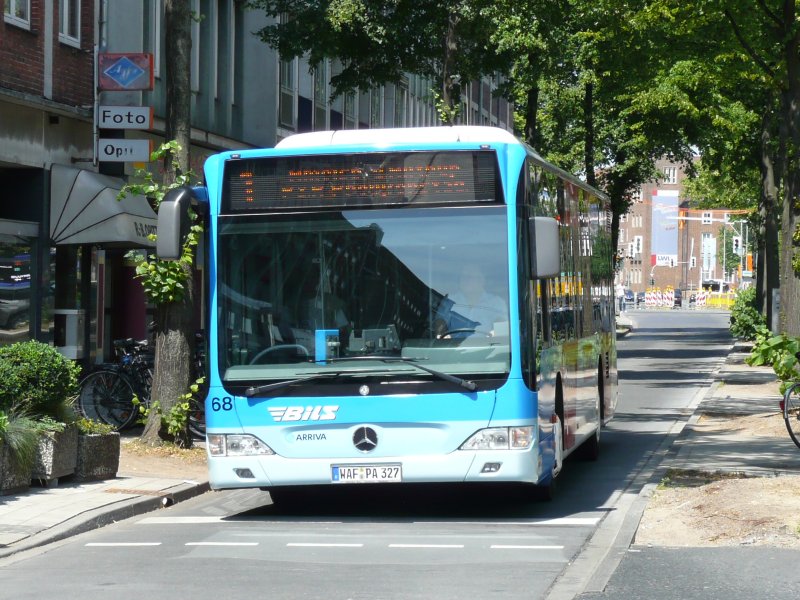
[331,464,402,483]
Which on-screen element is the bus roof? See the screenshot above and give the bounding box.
[275,126,520,149]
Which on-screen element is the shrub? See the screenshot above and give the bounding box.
[0,340,81,422]
[747,331,800,393]
[729,287,765,340]
[0,406,40,472]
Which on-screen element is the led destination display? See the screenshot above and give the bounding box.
[222,150,500,212]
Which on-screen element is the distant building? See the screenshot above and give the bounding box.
[617,157,750,295]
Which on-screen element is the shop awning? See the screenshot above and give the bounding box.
[50,164,157,247]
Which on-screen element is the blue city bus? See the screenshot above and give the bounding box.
[158,126,617,500]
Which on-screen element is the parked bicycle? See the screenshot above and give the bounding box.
[77,337,154,431]
[77,333,207,438]
[781,351,800,449]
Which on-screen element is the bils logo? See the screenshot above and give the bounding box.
[267,405,339,422]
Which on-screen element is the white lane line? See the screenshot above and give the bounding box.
[287,543,364,548]
[139,517,225,524]
[490,545,564,550]
[85,542,162,547]
[185,542,259,546]
[388,544,464,549]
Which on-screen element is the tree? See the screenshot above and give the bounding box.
[120,0,197,446]
[245,0,509,121]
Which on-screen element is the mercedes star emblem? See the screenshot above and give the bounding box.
[353,426,378,452]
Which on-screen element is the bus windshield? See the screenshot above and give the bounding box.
[217,205,510,386]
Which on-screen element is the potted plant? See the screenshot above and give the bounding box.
[31,416,78,486]
[74,417,120,482]
[0,340,82,487]
[0,407,39,495]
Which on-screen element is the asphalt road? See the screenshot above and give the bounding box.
[0,310,737,600]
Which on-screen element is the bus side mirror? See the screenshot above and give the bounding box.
[156,186,195,260]
[530,216,560,278]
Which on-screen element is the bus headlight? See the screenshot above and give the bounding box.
[459,426,534,450]
[207,434,275,457]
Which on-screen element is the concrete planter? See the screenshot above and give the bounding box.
[32,424,78,486]
[0,440,32,495]
[74,432,120,482]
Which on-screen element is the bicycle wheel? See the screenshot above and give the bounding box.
[78,369,139,430]
[783,382,800,449]
[187,396,206,439]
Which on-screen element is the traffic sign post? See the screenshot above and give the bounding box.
[95,52,154,167]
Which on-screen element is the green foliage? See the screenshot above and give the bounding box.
[729,286,765,340]
[747,331,800,394]
[119,141,201,306]
[0,340,81,422]
[0,406,40,472]
[133,377,204,448]
[75,417,115,435]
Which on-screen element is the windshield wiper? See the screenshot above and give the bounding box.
[322,356,478,392]
[244,367,378,397]
[244,372,343,397]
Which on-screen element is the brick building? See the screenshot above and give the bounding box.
[617,157,750,298]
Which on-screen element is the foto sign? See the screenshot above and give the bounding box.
[97,139,152,162]
[98,106,153,129]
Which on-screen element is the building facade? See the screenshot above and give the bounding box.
[1,0,514,366]
[617,157,750,298]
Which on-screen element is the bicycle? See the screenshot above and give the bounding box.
[782,351,800,449]
[77,338,154,431]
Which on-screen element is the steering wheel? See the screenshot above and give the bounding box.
[249,344,310,365]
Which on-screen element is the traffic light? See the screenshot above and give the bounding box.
[732,236,742,255]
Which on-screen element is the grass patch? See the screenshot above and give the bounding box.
[657,468,751,489]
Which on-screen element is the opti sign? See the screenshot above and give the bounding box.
[97,139,152,162]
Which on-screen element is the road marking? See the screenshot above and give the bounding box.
[388,544,464,549]
[139,517,225,524]
[490,545,564,550]
[85,542,162,547]
[185,542,259,546]
[287,543,364,548]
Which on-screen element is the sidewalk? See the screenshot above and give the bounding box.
[0,454,210,559]
[666,343,800,476]
[571,341,800,599]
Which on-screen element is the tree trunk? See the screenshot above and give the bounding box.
[779,6,800,336]
[759,110,780,330]
[441,9,460,124]
[583,81,596,187]
[143,0,194,446]
[524,82,539,148]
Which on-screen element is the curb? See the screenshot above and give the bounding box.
[0,481,210,560]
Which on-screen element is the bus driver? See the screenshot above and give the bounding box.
[435,264,507,337]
